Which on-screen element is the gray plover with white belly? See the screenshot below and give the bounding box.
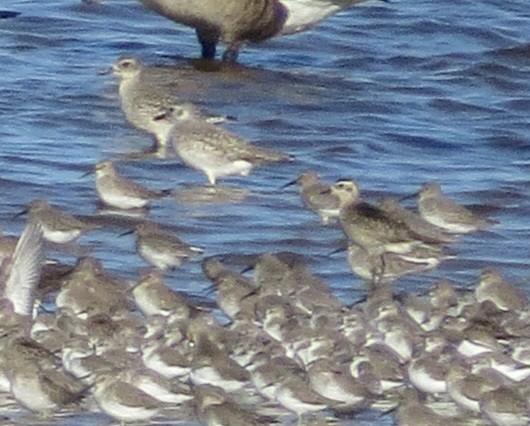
[138,0,370,61]
[416,182,497,233]
[108,56,230,157]
[330,179,441,255]
[164,104,291,185]
[91,161,170,210]
[109,56,178,156]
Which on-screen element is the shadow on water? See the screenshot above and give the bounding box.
[134,54,361,107]
[0,11,20,19]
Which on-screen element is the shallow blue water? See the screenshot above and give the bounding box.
[0,0,529,423]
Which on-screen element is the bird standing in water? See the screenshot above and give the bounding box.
[138,0,371,61]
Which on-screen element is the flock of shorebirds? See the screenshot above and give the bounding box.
[1,1,528,426]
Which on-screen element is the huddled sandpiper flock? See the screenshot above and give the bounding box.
[1,1,528,426]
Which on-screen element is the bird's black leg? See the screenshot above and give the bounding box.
[196,29,218,60]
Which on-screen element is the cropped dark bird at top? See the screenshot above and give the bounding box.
[138,0,372,61]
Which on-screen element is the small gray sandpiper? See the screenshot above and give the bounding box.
[416,182,497,233]
[123,222,203,271]
[18,199,99,244]
[91,161,171,210]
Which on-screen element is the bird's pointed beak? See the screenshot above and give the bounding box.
[280,178,298,190]
[119,229,135,237]
[14,205,29,219]
[328,245,347,256]
[80,168,94,179]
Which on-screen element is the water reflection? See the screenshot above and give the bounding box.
[172,185,250,205]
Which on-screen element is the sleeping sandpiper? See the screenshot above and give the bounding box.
[138,0,370,61]
[164,104,291,185]
[18,199,99,244]
[55,257,131,318]
[91,373,162,423]
[141,337,192,379]
[91,161,170,209]
[8,362,85,415]
[395,388,449,426]
[480,387,530,426]
[250,252,293,297]
[255,294,305,342]
[407,352,450,394]
[475,267,526,312]
[511,339,530,366]
[416,182,497,233]
[446,363,500,413]
[202,258,258,320]
[487,352,530,383]
[350,346,405,393]
[306,358,371,408]
[125,222,203,271]
[246,350,304,402]
[132,268,192,317]
[284,171,340,224]
[61,337,96,380]
[118,368,193,404]
[456,326,503,358]
[274,372,335,417]
[193,384,267,426]
[428,279,459,310]
[189,337,251,393]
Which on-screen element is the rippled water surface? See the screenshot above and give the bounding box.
[0,0,529,424]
